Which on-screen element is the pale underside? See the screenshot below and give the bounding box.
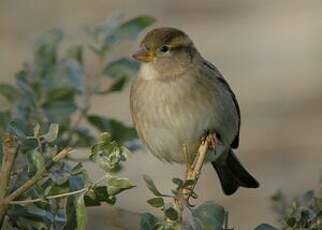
[130,62,238,163]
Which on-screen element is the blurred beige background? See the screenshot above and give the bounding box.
[1,0,322,229]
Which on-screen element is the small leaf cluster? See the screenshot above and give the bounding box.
[271,189,322,229]
[90,132,130,172]
[256,174,322,230]
[0,15,155,230]
[1,122,136,229]
[141,175,227,230]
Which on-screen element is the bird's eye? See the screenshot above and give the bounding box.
[159,45,170,53]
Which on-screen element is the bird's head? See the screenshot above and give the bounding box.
[132,27,200,79]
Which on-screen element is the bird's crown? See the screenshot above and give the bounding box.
[141,27,192,50]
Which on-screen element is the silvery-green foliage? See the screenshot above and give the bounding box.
[0,15,155,229]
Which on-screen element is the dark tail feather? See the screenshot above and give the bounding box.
[212,149,259,195]
[212,162,240,195]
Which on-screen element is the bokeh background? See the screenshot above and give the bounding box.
[1,0,322,229]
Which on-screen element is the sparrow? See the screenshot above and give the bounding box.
[130,27,259,195]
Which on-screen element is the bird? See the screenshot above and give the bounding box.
[130,27,259,195]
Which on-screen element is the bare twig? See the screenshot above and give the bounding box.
[5,169,46,203]
[223,211,234,230]
[169,133,216,225]
[6,148,73,203]
[9,188,88,205]
[224,211,228,229]
[0,133,16,198]
[53,147,74,162]
[8,174,108,205]
[0,133,17,225]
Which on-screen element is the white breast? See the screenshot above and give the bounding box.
[131,63,238,163]
[139,63,159,80]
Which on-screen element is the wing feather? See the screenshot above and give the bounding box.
[203,60,240,148]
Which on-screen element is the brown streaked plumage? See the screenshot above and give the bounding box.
[130,27,259,195]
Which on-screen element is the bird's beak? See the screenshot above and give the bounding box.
[132,46,153,62]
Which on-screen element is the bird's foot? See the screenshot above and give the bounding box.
[208,132,219,149]
[201,130,219,149]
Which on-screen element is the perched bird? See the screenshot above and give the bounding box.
[130,28,259,195]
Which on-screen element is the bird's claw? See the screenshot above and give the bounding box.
[201,130,218,149]
[208,132,218,149]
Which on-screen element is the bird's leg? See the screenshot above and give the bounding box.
[191,131,209,170]
[182,144,193,181]
[181,131,215,202]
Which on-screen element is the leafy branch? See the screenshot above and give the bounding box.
[0,123,135,229]
[0,137,72,224]
[141,133,232,230]
[8,174,109,205]
[0,15,155,229]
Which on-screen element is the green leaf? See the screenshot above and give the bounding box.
[71,162,86,175]
[254,224,278,230]
[33,28,63,76]
[0,84,19,102]
[271,190,288,216]
[45,180,70,196]
[0,110,11,133]
[27,149,45,177]
[147,197,164,208]
[87,115,137,143]
[302,190,314,202]
[63,194,87,230]
[172,178,184,188]
[69,175,86,191]
[48,161,72,185]
[183,179,195,187]
[8,119,27,139]
[164,205,178,221]
[87,115,110,131]
[106,175,135,196]
[106,76,127,93]
[69,163,89,190]
[41,123,59,142]
[67,45,83,64]
[84,186,116,206]
[42,60,84,93]
[105,16,156,43]
[143,175,163,197]
[102,58,139,79]
[192,202,225,230]
[7,205,65,227]
[43,101,77,123]
[286,217,296,227]
[100,132,112,142]
[140,213,159,230]
[14,72,37,121]
[46,87,75,102]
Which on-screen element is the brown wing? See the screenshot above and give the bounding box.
[203,60,240,149]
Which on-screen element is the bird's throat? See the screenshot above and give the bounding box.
[139,63,160,80]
